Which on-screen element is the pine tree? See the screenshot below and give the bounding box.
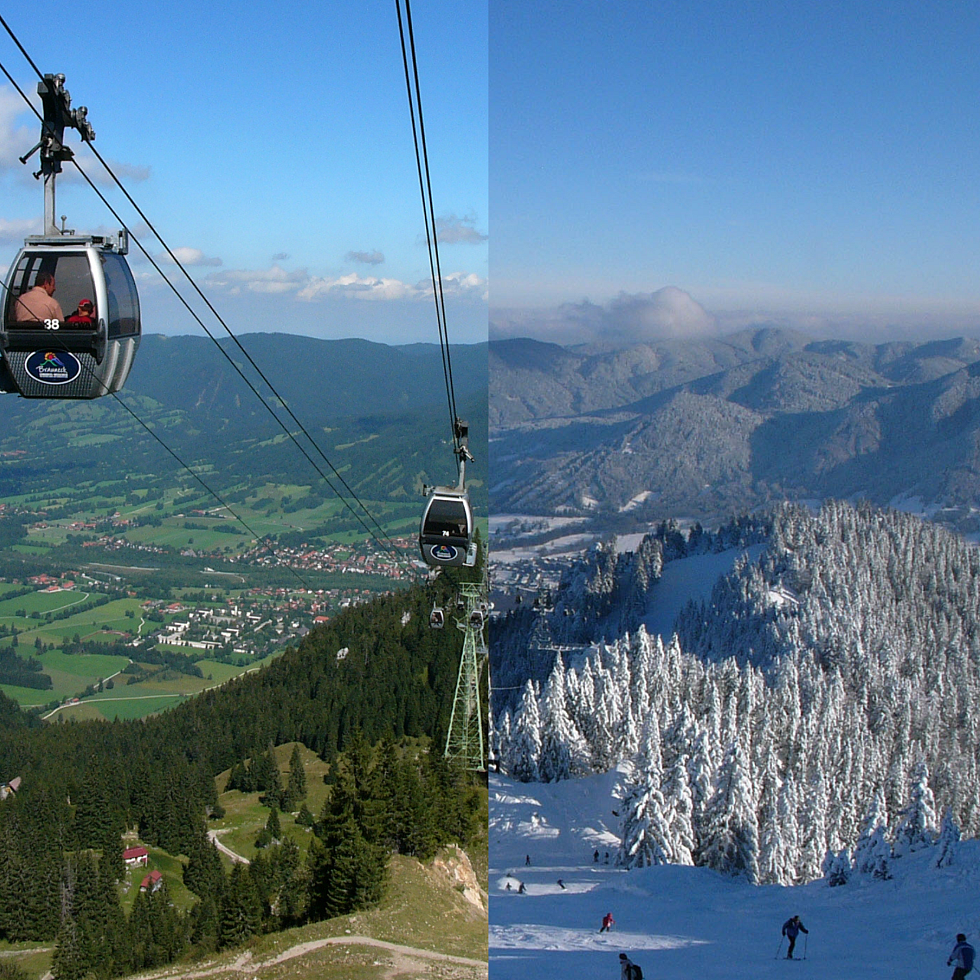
[617,773,672,868]
[189,894,219,953]
[824,848,851,886]
[184,831,224,900]
[284,743,307,809]
[219,863,261,948]
[852,788,888,874]
[537,658,588,781]
[661,754,695,866]
[266,807,282,843]
[867,826,892,880]
[935,806,960,868]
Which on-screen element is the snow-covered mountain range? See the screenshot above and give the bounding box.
[490,329,980,531]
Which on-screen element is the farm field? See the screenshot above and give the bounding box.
[46,652,279,722]
[1,648,130,708]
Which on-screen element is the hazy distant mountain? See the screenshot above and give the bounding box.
[490,328,980,527]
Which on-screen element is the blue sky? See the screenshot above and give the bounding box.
[491,1,980,342]
[0,2,487,344]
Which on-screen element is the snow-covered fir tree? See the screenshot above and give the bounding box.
[935,806,960,868]
[892,760,938,856]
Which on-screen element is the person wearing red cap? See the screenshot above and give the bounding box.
[66,298,95,328]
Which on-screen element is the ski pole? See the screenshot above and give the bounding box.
[803,933,808,960]
[775,937,784,960]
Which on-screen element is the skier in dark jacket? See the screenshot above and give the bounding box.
[948,934,976,980]
[619,952,640,979]
[781,915,808,959]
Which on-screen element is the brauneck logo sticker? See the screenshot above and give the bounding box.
[430,544,459,562]
[25,350,81,385]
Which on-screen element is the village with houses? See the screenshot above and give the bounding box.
[0,515,430,721]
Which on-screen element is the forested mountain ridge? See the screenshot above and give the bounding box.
[0,335,488,506]
[490,329,980,527]
[493,502,980,885]
[0,569,486,970]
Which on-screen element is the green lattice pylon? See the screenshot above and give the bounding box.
[444,582,486,770]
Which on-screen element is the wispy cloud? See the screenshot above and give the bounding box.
[299,273,413,302]
[300,270,488,303]
[0,86,38,174]
[204,264,308,295]
[346,249,385,265]
[0,85,150,186]
[146,260,489,305]
[0,216,40,245]
[436,212,487,245]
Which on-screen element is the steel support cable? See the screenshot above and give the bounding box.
[0,281,315,593]
[395,0,461,463]
[66,151,396,560]
[394,0,454,434]
[403,0,459,431]
[0,39,400,560]
[78,138,400,558]
[0,55,387,558]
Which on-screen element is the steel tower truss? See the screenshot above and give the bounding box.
[444,582,486,770]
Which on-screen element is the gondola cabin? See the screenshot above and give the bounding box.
[419,487,476,568]
[1,233,140,398]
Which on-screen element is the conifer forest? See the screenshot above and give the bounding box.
[0,572,485,977]
[492,502,980,885]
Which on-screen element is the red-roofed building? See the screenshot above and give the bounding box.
[139,870,163,893]
[123,846,148,867]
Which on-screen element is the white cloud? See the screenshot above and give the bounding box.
[298,273,414,302]
[418,271,488,303]
[0,86,149,187]
[491,286,717,343]
[160,246,223,267]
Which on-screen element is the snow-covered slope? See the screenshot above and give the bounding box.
[490,771,980,980]
[642,543,765,639]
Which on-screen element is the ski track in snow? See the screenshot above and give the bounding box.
[490,771,980,980]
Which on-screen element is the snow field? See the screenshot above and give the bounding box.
[641,543,765,639]
[490,771,980,980]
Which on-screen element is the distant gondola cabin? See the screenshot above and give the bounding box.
[419,488,476,567]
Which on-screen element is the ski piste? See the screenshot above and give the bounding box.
[490,768,980,980]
